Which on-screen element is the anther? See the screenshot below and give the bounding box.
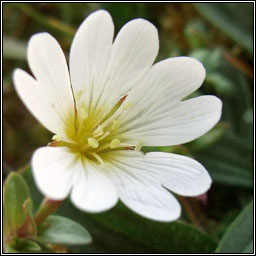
[135,140,142,151]
[110,138,121,149]
[88,152,103,164]
[93,124,106,137]
[98,131,110,141]
[52,134,62,142]
[88,138,99,148]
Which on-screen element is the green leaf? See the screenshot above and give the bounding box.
[22,167,216,253]
[15,238,41,252]
[195,132,253,188]
[16,198,37,238]
[3,172,32,235]
[194,3,253,54]
[36,215,92,246]
[215,200,253,253]
[6,237,53,253]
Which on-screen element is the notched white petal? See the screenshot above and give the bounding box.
[102,151,181,222]
[31,147,78,200]
[27,32,74,127]
[144,152,212,197]
[70,160,118,213]
[102,150,212,221]
[13,68,66,137]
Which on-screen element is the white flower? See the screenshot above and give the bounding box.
[13,10,222,222]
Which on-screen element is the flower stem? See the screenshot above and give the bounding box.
[34,198,62,226]
[178,196,204,227]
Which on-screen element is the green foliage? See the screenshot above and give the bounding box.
[7,238,54,253]
[3,172,32,235]
[3,2,254,254]
[16,198,37,238]
[195,133,253,188]
[215,200,253,253]
[36,215,92,245]
[194,3,253,54]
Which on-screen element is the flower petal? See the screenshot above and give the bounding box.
[13,69,68,137]
[103,17,159,102]
[143,152,212,197]
[27,33,74,129]
[102,57,210,145]
[106,69,222,147]
[116,95,222,146]
[31,147,78,200]
[102,151,181,222]
[69,10,114,115]
[69,11,159,124]
[70,160,118,213]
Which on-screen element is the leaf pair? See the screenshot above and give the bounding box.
[3,172,92,253]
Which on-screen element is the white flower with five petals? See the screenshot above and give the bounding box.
[13,10,222,222]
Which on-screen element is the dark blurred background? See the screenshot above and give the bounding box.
[2,3,254,253]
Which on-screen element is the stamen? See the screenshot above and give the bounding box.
[93,124,106,137]
[81,144,90,152]
[80,107,88,119]
[135,140,142,151]
[97,131,110,141]
[88,138,99,148]
[122,102,133,110]
[111,120,120,130]
[110,138,121,149]
[52,134,62,142]
[96,143,111,152]
[88,152,104,164]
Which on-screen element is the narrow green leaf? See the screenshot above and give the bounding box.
[36,215,92,245]
[195,132,253,188]
[215,200,253,253]
[3,172,32,234]
[194,3,253,54]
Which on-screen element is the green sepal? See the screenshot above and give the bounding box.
[36,215,92,245]
[17,198,37,239]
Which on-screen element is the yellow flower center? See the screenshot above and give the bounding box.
[50,93,134,164]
